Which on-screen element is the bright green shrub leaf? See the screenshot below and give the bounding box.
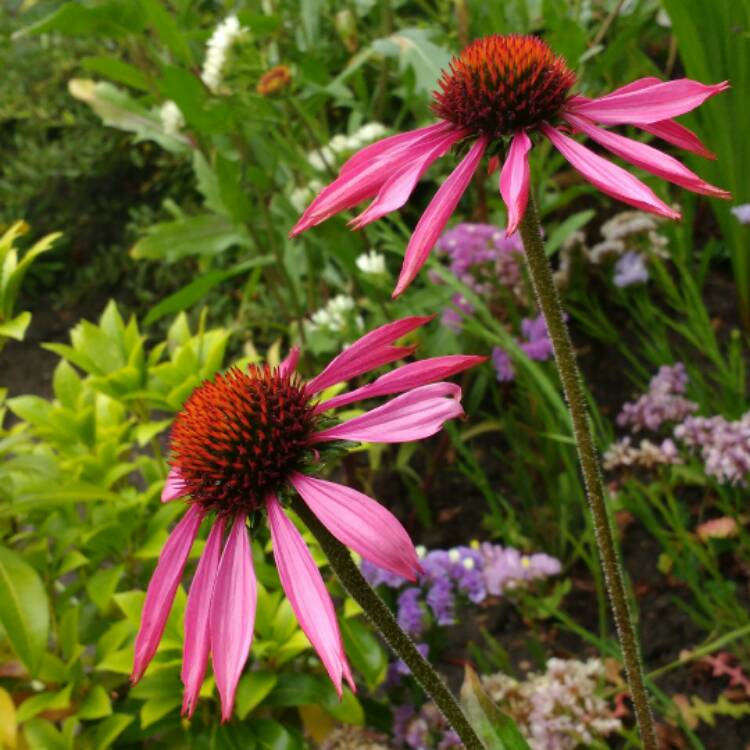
[20,0,145,37]
[0,312,31,341]
[81,56,151,91]
[141,0,193,65]
[59,605,79,662]
[249,718,303,750]
[460,665,531,750]
[79,685,113,720]
[86,566,124,612]
[112,590,145,625]
[339,617,387,689]
[0,545,49,675]
[140,695,182,728]
[17,683,72,723]
[52,361,82,409]
[321,687,364,725]
[264,673,322,707]
[93,713,133,750]
[235,671,278,720]
[23,718,67,750]
[96,647,134,675]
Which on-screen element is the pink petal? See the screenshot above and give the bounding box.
[131,505,203,682]
[567,78,729,125]
[291,473,420,581]
[279,346,300,378]
[499,131,532,235]
[340,122,452,175]
[348,128,466,229]
[315,355,486,413]
[266,495,354,695]
[181,516,225,718]
[541,124,680,220]
[210,514,257,722]
[306,316,432,395]
[290,125,455,237]
[313,382,463,444]
[162,466,188,503]
[566,114,730,199]
[393,135,488,298]
[638,120,716,160]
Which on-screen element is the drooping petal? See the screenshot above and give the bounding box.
[565,113,730,199]
[306,316,432,395]
[162,466,189,503]
[132,505,203,682]
[313,382,463,444]
[499,131,532,235]
[315,355,486,413]
[210,514,257,722]
[266,495,354,695]
[279,346,300,378]
[290,125,457,237]
[541,124,680,220]
[394,135,489,298]
[638,120,716,159]
[349,128,466,229]
[567,78,729,125]
[291,473,420,581]
[181,516,225,718]
[340,122,453,175]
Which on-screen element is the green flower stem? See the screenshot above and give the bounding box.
[290,495,485,750]
[518,193,659,750]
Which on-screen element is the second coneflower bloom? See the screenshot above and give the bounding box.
[130,317,483,720]
[290,34,730,297]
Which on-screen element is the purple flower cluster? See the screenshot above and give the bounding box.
[491,314,555,383]
[675,413,750,486]
[480,543,562,596]
[616,363,698,432]
[613,250,649,287]
[435,223,524,330]
[393,704,462,750]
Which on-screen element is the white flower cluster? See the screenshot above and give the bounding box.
[308,122,389,171]
[554,210,670,289]
[356,249,386,275]
[201,15,249,93]
[159,100,185,137]
[483,658,622,750]
[289,179,324,213]
[307,294,363,334]
[603,436,682,471]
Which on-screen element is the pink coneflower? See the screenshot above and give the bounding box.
[130,317,483,721]
[290,34,730,297]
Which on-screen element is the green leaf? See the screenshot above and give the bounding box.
[0,312,31,341]
[140,694,182,728]
[372,27,452,95]
[52,361,83,409]
[20,0,145,37]
[0,546,49,675]
[544,209,596,257]
[235,671,278,720]
[68,79,189,153]
[143,256,273,325]
[460,665,531,750]
[130,214,249,262]
[79,685,112,720]
[249,718,303,750]
[17,683,72,722]
[81,56,151,91]
[321,687,364,725]
[339,617,387,689]
[264,673,322,707]
[141,0,193,65]
[23,718,67,750]
[86,566,124,612]
[93,713,133,750]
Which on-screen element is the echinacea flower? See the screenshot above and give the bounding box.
[290,34,730,297]
[130,317,483,720]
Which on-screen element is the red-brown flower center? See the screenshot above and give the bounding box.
[169,365,316,514]
[432,34,576,139]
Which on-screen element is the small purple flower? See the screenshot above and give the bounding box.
[519,315,554,361]
[617,363,698,432]
[481,543,562,596]
[361,559,408,588]
[731,204,750,224]
[397,587,425,636]
[492,347,515,382]
[613,250,649,287]
[426,578,455,625]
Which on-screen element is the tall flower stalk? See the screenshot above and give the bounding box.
[290,33,735,749]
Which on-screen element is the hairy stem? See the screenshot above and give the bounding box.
[291,496,485,750]
[518,194,659,750]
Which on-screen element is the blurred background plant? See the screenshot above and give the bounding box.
[1,0,749,747]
